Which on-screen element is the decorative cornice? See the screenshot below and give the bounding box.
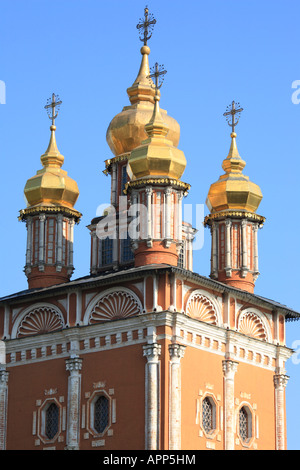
[103,154,130,174]
[19,206,82,223]
[124,178,190,195]
[204,211,265,227]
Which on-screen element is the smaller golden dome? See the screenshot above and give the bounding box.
[24,125,79,210]
[106,46,180,156]
[206,132,263,214]
[128,92,186,180]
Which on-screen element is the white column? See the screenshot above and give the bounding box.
[56,214,63,270]
[26,217,33,266]
[164,187,171,243]
[146,186,153,245]
[177,192,183,242]
[211,222,218,278]
[222,359,238,450]
[68,219,75,269]
[65,355,83,450]
[241,219,248,274]
[0,368,9,450]
[91,231,97,274]
[168,344,185,450]
[253,223,259,274]
[143,343,161,450]
[38,214,46,269]
[273,374,289,450]
[225,219,232,277]
[111,162,117,206]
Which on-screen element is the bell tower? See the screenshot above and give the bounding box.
[205,101,265,293]
[19,94,81,289]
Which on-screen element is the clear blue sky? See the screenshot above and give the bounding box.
[0,0,299,450]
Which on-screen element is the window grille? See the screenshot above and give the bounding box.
[202,397,213,433]
[45,402,59,440]
[33,219,39,263]
[121,236,134,263]
[94,395,109,434]
[101,238,113,265]
[46,218,55,264]
[239,406,249,442]
[177,242,185,269]
[121,165,128,193]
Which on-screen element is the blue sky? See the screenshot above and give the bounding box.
[0,0,299,449]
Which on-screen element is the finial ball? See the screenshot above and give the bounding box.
[230,132,237,138]
[141,45,150,55]
[50,125,56,131]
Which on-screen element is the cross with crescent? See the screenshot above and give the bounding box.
[148,62,167,91]
[223,100,243,133]
[44,93,62,126]
[136,6,156,46]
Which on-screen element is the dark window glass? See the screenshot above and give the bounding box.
[94,395,109,434]
[45,402,59,440]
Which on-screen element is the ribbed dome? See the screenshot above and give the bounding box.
[106,45,180,157]
[206,132,263,214]
[24,125,79,210]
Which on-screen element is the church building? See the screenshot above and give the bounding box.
[0,7,299,451]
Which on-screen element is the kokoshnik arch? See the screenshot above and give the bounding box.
[0,6,298,451]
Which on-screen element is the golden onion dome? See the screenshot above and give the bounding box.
[23,124,80,210]
[128,90,186,180]
[106,45,180,157]
[206,132,263,214]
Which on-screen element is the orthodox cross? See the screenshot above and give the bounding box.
[44,93,62,126]
[148,62,167,91]
[136,6,156,45]
[223,100,243,133]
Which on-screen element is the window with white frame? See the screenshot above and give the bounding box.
[239,406,252,443]
[202,396,216,435]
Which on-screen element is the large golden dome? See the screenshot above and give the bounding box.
[128,91,187,180]
[206,132,263,214]
[23,125,80,211]
[106,45,180,157]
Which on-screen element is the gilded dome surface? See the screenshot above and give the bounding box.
[206,132,263,214]
[128,93,186,181]
[106,46,180,157]
[24,125,79,210]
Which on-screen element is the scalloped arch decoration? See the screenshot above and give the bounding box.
[237,312,268,341]
[89,290,142,324]
[17,306,65,338]
[186,292,218,325]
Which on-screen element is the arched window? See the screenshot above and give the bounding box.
[202,396,217,434]
[45,402,59,440]
[239,406,252,442]
[94,395,109,434]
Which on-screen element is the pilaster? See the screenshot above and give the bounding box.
[222,359,238,450]
[0,368,9,450]
[273,373,289,450]
[65,355,83,450]
[143,342,161,450]
[168,343,185,450]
